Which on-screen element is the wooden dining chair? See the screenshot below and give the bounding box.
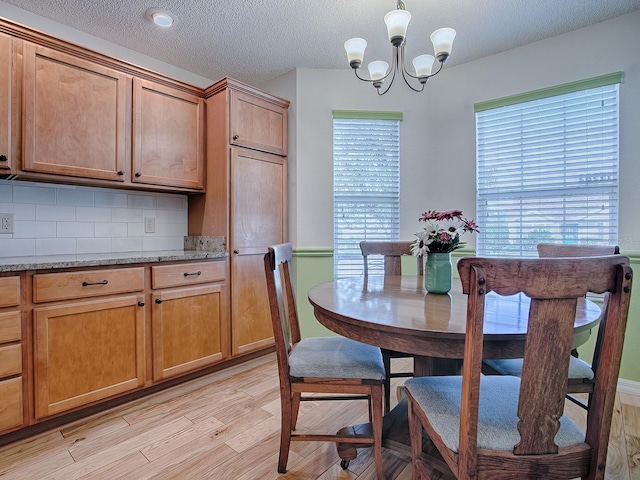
[264,243,386,479]
[405,255,632,480]
[360,240,423,413]
[482,243,620,409]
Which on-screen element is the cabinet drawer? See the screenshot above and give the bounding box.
[152,261,225,289]
[0,344,21,377]
[33,267,145,303]
[0,276,20,308]
[0,311,21,343]
[0,377,23,432]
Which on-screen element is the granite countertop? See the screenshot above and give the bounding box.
[0,250,228,273]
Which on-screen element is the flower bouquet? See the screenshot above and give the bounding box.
[411,209,479,256]
[411,209,479,293]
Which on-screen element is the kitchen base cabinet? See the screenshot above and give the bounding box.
[152,284,225,381]
[151,260,228,381]
[0,377,22,432]
[0,276,24,435]
[33,295,146,419]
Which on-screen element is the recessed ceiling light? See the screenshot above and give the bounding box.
[145,8,176,28]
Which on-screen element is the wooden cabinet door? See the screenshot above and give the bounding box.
[230,147,286,355]
[22,43,128,181]
[0,377,22,432]
[230,90,287,156]
[132,78,204,190]
[152,284,225,381]
[0,32,12,170]
[33,295,145,418]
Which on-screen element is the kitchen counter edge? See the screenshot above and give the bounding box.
[0,250,228,272]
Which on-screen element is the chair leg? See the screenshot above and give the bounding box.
[278,395,294,473]
[382,349,392,413]
[370,383,385,480]
[408,396,423,480]
[291,392,302,430]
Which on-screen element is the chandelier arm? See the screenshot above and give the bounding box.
[399,46,426,92]
[377,47,400,95]
[427,60,445,78]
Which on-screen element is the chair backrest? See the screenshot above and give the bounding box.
[360,241,423,276]
[264,243,300,383]
[537,243,620,258]
[537,242,620,379]
[456,256,632,474]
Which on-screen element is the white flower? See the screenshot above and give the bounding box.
[411,230,429,256]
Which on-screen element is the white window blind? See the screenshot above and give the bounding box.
[475,75,620,257]
[333,112,401,277]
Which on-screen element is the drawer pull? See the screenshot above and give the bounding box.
[0,154,7,162]
[82,280,109,287]
[232,134,239,140]
[183,271,202,277]
[137,301,145,307]
[117,170,125,176]
[135,172,142,177]
[155,298,163,304]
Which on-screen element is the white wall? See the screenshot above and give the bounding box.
[265,10,640,251]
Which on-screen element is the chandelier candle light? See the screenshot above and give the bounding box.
[344,0,456,95]
[411,210,479,294]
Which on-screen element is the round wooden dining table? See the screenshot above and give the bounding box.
[307,275,601,459]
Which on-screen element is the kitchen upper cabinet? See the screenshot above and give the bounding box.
[22,42,129,182]
[132,78,205,190]
[230,89,287,156]
[0,32,14,171]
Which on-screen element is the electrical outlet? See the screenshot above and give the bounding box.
[144,217,156,234]
[0,213,14,234]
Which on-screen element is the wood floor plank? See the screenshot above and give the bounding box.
[68,415,193,462]
[43,450,149,480]
[140,407,271,462]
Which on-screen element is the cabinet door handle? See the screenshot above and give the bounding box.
[137,301,145,307]
[117,170,125,176]
[183,271,202,277]
[232,134,239,140]
[0,155,7,162]
[155,298,163,304]
[233,250,239,255]
[134,172,142,177]
[82,279,109,287]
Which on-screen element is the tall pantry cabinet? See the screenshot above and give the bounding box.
[189,78,289,357]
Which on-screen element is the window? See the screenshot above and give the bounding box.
[333,111,402,277]
[475,73,621,257]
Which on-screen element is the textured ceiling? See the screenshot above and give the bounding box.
[1,0,639,86]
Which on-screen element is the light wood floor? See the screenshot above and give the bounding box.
[0,353,638,479]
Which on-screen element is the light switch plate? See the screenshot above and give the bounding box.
[144,217,156,234]
[0,213,14,234]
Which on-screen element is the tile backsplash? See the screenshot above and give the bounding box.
[0,180,188,257]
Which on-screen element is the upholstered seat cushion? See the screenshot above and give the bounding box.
[484,356,594,381]
[405,375,585,452]
[289,336,386,381]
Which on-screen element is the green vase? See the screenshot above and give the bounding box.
[424,252,452,294]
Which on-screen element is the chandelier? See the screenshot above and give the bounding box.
[344,0,456,95]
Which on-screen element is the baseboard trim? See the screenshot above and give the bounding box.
[618,378,640,396]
